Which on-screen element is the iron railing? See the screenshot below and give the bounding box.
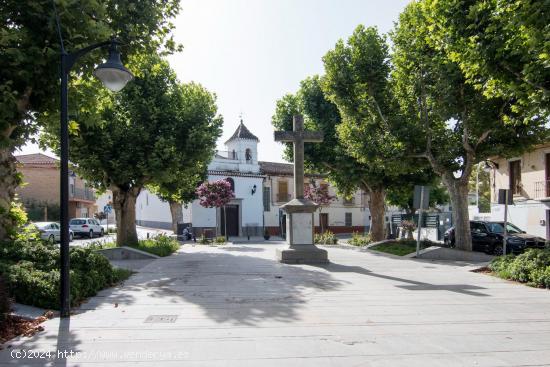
[70,187,95,201]
[534,180,550,199]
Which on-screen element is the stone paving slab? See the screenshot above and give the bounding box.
[1,243,549,366]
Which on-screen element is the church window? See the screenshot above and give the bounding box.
[345,212,352,227]
[263,187,271,212]
[278,181,288,202]
[245,148,252,162]
[225,177,235,192]
[231,150,236,159]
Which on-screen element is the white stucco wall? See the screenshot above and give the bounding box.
[136,189,172,226]
[95,191,116,223]
[491,201,549,239]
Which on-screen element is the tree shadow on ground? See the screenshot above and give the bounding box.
[312,262,489,297]
[79,251,346,326]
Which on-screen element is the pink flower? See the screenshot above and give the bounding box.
[196,179,235,208]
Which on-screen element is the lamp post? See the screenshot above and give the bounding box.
[58,40,133,318]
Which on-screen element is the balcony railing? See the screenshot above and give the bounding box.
[343,197,355,206]
[70,187,95,201]
[276,193,291,202]
[534,180,550,199]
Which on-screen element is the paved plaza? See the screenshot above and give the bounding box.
[1,243,550,366]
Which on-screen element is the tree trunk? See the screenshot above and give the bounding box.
[443,177,472,251]
[168,200,183,234]
[112,186,140,246]
[369,187,386,242]
[0,148,18,241]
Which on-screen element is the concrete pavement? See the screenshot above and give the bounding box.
[1,243,550,366]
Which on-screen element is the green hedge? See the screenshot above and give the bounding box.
[489,249,550,288]
[0,239,132,310]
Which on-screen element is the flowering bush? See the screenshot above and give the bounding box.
[401,220,416,240]
[196,180,235,208]
[304,184,336,207]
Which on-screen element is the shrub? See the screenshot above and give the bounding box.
[0,239,132,309]
[214,236,227,245]
[489,249,550,288]
[314,230,337,245]
[198,234,210,244]
[130,234,179,257]
[401,220,416,239]
[348,232,371,247]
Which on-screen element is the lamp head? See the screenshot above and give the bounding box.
[93,41,133,92]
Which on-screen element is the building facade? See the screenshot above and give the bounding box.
[136,121,371,235]
[15,153,97,219]
[489,142,550,239]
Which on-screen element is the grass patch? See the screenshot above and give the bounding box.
[489,249,550,288]
[370,240,418,256]
[369,239,438,256]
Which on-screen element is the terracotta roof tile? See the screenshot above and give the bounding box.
[15,153,59,166]
[225,121,259,144]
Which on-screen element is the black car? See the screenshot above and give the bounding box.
[443,221,546,255]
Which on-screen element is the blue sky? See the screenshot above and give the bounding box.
[20,0,411,162]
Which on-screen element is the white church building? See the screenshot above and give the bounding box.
[136,120,371,237]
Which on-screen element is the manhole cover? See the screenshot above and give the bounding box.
[144,315,178,323]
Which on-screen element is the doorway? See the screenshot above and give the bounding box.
[220,205,239,237]
[320,213,329,232]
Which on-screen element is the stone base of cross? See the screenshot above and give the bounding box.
[274,115,328,264]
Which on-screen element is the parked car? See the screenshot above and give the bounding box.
[69,218,104,238]
[32,222,74,243]
[443,221,546,255]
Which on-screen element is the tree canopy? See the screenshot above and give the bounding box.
[0,0,181,240]
[43,55,222,245]
[390,0,548,250]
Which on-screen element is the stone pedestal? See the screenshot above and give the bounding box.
[276,198,329,264]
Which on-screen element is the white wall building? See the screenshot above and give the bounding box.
[136,120,371,236]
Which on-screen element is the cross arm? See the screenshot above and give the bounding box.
[274,131,324,143]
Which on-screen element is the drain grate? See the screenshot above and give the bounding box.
[144,315,178,323]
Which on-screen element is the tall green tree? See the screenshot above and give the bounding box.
[273,68,430,241]
[321,26,432,241]
[44,56,222,245]
[0,0,181,240]
[426,0,549,123]
[386,179,449,215]
[391,1,547,251]
[148,159,208,233]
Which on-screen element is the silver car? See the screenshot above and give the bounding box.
[33,222,74,242]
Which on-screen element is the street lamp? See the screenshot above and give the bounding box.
[58,38,133,318]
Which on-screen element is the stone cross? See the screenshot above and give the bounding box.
[274,115,323,199]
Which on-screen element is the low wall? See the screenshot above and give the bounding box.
[414,246,494,262]
[96,246,159,260]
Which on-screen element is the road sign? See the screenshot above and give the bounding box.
[103,204,112,214]
[413,185,430,209]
